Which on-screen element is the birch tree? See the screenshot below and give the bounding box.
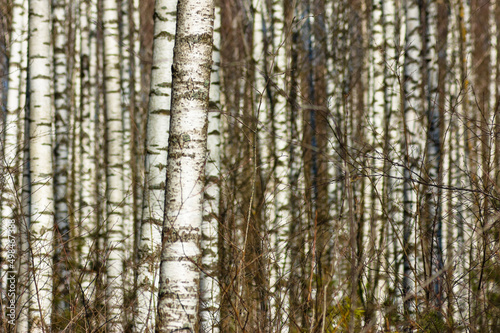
[119,0,135,310]
[402,0,424,322]
[52,0,70,316]
[15,7,30,332]
[366,0,386,327]
[78,0,98,313]
[200,2,221,331]
[156,0,214,329]
[423,0,444,315]
[1,0,27,298]
[269,0,291,329]
[103,0,125,328]
[135,0,176,330]
[28,0,55,329]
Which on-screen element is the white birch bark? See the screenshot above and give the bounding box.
[269,0,291,330]
[200,3,221,332]
[453,0,472,326]
[103,0,125,329]
[119,0,135,308]
[79,0,98,307]
[15,7,30,332]
[52,0,70,315]
[443,5,464,323]
[135,0,176,331]
[1,0,26,300]
[252,0,270,186]
[402,0,424,320]
[156,0,214,329]
[381,0,402,327]
[367,0,386,328]
[28,0,55,329]
[71,0,82,243]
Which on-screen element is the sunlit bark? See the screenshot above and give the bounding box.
[103,0,125,328]
[28,0,55,329]
[135,0,176,330]
[156,0,214,330]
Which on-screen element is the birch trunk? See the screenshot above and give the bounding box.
[423,0,445,313]
[119,0,135,313]
[381,0,402,328]
[52,0,70,316]
[455,0,473,327]
[366,0,386,328]
[103,0,125,329]
[156,0,214,329]
[402,0,424,322]
[28,0,55,329]
[16,8,30,332]
[79,0,98,311]
[131,0,144,229]
[135,0,176,330]
[270,0,291,330]
[200,3,221,332]
[1,0,26,301]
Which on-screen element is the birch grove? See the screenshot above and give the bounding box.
[0,0,499,331]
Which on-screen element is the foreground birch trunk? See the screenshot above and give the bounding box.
[28,0,55,329]
[103,0,125,329]
[135,0,176,330]
[156,0,214,330]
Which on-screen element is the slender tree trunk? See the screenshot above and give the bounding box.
[471,1,491,330]
[103,0,125,329]
[52,0,70,319]
[79,0,98,319]
[1,0,26,302]
[367,0,386,328]
[16,7,30,332]
[156,0,214,330]
[119,0,135,319]
[28,0,55,329]
[200,2,221,332]
[269,0,292,330]
[131,0,144,231]
[422,0,445,316]
[135,0,176,330]
[402,0,424,324]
